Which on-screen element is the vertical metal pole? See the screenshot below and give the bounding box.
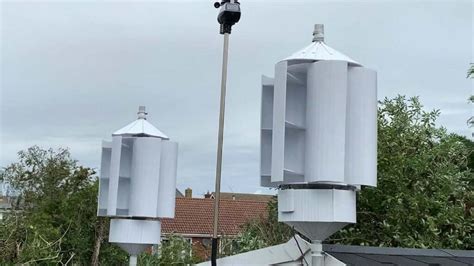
[211,32,230,266]
[311,241,324,266]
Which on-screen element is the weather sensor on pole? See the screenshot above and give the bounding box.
[214,0,241,34]
[211,1,241,265]
[97,106,178,266]
[260,24,378,266]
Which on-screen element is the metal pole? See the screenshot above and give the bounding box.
[311,241,323,266]
[211,32,230,266]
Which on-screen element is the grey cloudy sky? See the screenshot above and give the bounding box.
[1,0,472,196]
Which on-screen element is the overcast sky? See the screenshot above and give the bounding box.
[1,0,472,196]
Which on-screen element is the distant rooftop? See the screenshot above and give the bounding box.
[161,197,268,237]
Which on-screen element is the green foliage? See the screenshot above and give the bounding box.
[242,199,293,247]
[0,146,128,264]
[329,96,473,249]
[0,147,195,265]
[221,227,266,256]
[221,198,294,256]
[138,234,197,265]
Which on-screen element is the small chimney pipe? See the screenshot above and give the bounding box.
[185,188,192,198]
[312,24,324,42]
[137,106,147,120]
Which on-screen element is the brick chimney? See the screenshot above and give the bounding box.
[185,187,192,198]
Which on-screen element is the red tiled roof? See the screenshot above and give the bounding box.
[161,197,269,236]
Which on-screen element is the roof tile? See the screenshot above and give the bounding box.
[161,198,269,236]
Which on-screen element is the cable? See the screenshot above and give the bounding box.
[293,228,309,266]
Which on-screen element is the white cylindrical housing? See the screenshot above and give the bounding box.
[305,61,348,183]
[107,136,124,216]
[345,67,377,186]
[278,189,356,240]
[157,141,178,218]
[100,136,178,218]
[129,138,162,217]
[278,189,356,222]
[109,219,161,255]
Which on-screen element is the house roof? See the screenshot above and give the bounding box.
[209,192,274,202]
[175,189,184,198]
[161,198,268,236]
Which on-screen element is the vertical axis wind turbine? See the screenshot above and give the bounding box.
[260,24,378,266]
[97,106,179,266]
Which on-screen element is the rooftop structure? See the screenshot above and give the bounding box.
[197,235,474,266]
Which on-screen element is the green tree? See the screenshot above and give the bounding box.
[138,234,198,265]
[0,146,128,264]
[221,198,294,256]
[237,199,293,248]
[233,95,473,253]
